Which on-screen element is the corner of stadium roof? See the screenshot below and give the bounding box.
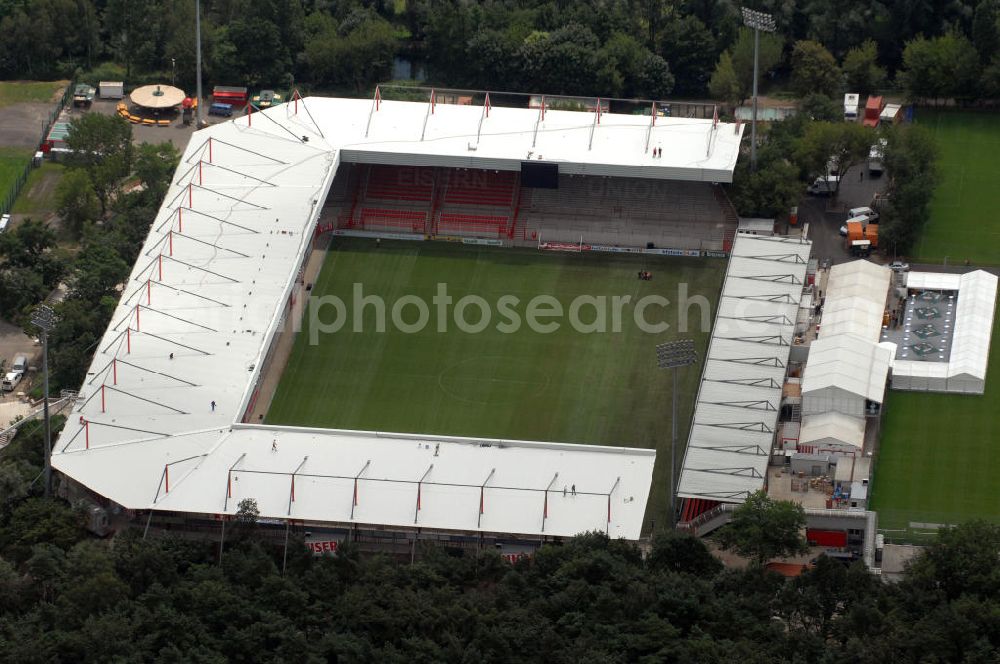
[677,232,812,504]
[50,94,675,541]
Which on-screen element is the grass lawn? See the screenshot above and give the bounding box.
[871,109,1000,540]
[913,110,1000,265]
[870,312,1000,536]
[0,147,32,208]
[0,80,68,108]
[267,238,725,527]
[11,162,64,215]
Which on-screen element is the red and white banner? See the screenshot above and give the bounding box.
[306,539,341,555]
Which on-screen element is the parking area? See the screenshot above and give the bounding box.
[795,166,889,266]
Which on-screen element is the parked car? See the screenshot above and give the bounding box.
[209,102,233,117]
[807,176,840,196]
[1,371,22,392]
[251,89,283,109]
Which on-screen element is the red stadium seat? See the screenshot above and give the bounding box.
[437,213,509,237]
[443,170,517,207]
[358,207,427,233]
[366,166,434,203]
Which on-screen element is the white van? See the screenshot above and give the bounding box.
[848,206,874,219]
[11,355,29,373]
[1,371,21,392]
[807,176,840,196]
[844,93,860,121]
[0,213,10,233]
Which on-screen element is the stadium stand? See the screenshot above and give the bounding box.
[364,165,435,203]
[335,165,736,250]
[359,207,428,233]
[518,175,734,251]
[436,212,510,237]
[679,497,720,524]
[442,169,518,207]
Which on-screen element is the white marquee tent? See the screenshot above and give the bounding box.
[802,334,892,417]
[893,270,998,394]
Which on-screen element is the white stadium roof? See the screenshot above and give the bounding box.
[49,94,747,540]
[677,232,812,503]
[893,270,998,394]
[343,96,744,182]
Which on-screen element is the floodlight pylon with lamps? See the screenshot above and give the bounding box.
[31,304,57,497]
[656,339,698,526]
[741,7,776,172]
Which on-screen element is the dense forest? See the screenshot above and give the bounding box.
[3,0,1000,103]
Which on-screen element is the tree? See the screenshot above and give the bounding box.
[972,0,1000,62]
[212,16,292,88]
[730,27,784,101]
[842,40,887,95]
[302,11,398,92]
[518,24,604,95]
[64,114,133,214]
[71,240,130,303]
[899,33,982,102]
[981,54,1000,98]
[728,156,803,218]
[709,51,742,109]
[236,498,259,527]
[48,298,116,392]
[878,123,938,254]
[656,14,716,95]
[134,141,180,200]
[902,521,1000,601]
[716,491,808,566]
[798,93,842,122]
[790,40,842,99]
[55,170,100,239]
[1,498,85,563]
[647,530,723,577]
[795,121,873,197]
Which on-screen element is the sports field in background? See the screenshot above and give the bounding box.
[913,110,1000,265]
[0,147,32,203]
[870,305,1000,538]
[0,80,66,108]
[267,238,725,527]
[871,109,1000,541]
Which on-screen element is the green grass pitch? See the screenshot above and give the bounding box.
[871,110,1000,538]
[913,110,1000,266]
[267,238,725,528]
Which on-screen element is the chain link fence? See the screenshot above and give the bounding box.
[0,80,74,216]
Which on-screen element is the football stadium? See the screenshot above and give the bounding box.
[51,90,748,550]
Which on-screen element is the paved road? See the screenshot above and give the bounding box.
[785,164,889,266]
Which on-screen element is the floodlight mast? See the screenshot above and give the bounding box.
[31,305,57,497]
[656,340,698,527]
[195,0,205,128]
[741,7,776,172]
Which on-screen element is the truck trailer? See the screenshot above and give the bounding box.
[862,96,884,128]
[844,93,860,121]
